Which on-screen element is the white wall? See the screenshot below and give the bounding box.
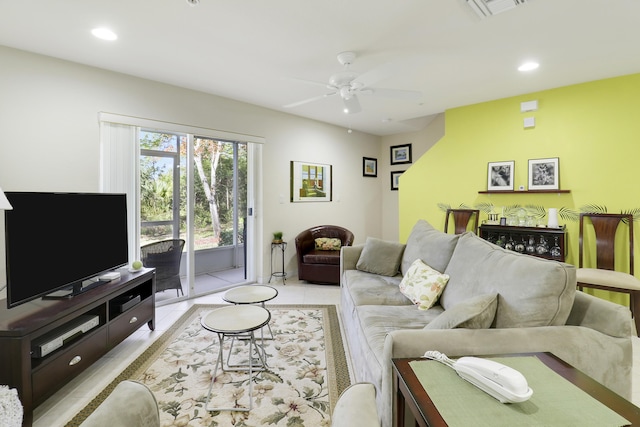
[380,113,445,241]
[0,45,388,289]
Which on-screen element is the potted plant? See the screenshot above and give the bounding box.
[272,231,283,243]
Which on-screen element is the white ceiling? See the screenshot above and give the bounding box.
[1,0,639,136]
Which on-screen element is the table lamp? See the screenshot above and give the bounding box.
[0,187,12,210]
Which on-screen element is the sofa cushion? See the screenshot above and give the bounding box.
[315,237,342,251]
[356,237,406,277]
[303,250,341,265]
[356,304,444,363]
[424,293,498,330]
[342,270,409,306]
[401,220,461,276]
[399,259,450,310]
[441,233,576,328]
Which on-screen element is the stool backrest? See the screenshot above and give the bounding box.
[444,209,479,234]
[579,213,634,274]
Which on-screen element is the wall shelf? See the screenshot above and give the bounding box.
[478,190,571,194]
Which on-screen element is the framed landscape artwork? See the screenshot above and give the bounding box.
[290,161,332,202]
[363,157,377,177]
[390,170,405,191]
[487,161,515,191]
[390,144,412,165]
[529,157,559,190]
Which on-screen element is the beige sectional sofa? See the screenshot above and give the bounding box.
[340,220,633,427]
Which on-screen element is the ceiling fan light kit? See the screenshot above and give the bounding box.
[336,51,356,67]
[284,51,422,115]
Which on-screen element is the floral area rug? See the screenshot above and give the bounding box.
[66,304,351,427]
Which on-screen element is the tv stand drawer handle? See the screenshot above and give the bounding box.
[129,316,138,324]
[69,355,82,366]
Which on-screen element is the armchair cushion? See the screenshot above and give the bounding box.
[303,250,341,265]
[315,237,342,251]
[356,237,405,277]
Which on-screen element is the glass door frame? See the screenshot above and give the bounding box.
[139,144,181,240]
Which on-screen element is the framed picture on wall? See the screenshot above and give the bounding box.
[390,144,412,165]
[528,157,559,190]
[487,161,515,191]
[390,170,405,191]
[363,157,377,177]
[290,161,332,202]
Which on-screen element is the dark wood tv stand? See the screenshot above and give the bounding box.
[0,268,155,426]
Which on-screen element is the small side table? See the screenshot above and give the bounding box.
[269,241,287,284]
[201,305,270,412]
[223,285,278,340]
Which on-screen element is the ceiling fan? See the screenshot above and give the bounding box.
[284,51,423,114]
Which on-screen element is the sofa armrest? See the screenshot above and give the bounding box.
[566,291,634,337]
[383,326,632,398]
[340,245,364,278]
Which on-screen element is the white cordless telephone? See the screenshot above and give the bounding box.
[423,351,533,403]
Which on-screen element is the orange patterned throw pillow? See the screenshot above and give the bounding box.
[315,237,342,251]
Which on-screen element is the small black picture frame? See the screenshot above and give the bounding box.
[390,170,405,191]
[390,144,412,165]
[363,157,377,177]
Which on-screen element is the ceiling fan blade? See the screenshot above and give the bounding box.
[365,87,422,100]
[286,77,334,90]
[283,92,336,109]
[353,55,427,88]
[343,95,362,114]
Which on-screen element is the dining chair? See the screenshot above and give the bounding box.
[444,209,480,234]
[577,213,640,335]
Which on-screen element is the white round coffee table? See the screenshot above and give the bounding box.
[201,305,270,412]
[223,285,278,305]
[224,285,278,339]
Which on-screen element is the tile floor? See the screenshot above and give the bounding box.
[32,280,640,426]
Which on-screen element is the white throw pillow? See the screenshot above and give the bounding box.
[399,259,450,310]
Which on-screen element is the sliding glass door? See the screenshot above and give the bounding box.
[139,131,250,303]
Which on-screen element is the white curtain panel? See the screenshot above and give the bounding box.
[98,120,140,262]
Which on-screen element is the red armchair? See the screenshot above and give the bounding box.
[295,225,354,284]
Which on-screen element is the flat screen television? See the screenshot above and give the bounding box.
[4,192,129,308]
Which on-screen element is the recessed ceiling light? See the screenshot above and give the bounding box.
[91,28,118,41]
[518,61,539,72]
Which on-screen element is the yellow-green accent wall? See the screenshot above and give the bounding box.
[399,73,640,305]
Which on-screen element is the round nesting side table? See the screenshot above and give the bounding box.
[201,305,270,412]
[224,285,278,340]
